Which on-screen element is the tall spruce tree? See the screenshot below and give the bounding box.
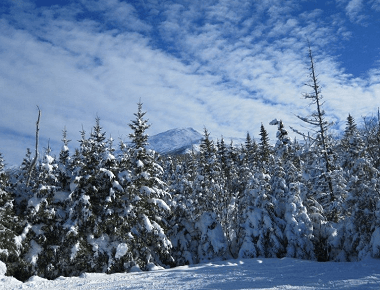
[191,129,228,261]
[20,144,64,279]
[125,101,173,270]
[259,124,272,168]
[166,154,199,266]
[59,118,121,275]
[332,116,380,260]
[239,169,285,258]
[57,127,72,192]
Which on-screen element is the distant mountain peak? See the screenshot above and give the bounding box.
[148,128,203,155]
[148,127,246,155]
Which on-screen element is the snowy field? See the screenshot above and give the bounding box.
[2,257,380,289]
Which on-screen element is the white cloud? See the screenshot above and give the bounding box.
[0,0,379,165]
[370,0,380,11]
[345,0,366,23]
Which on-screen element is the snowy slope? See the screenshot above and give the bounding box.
[148,128,203,155]
[3,257,380,289]
[148,127,246,155]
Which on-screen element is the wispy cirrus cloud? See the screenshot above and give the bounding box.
[0,0,379,166]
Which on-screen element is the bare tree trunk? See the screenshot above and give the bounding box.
[307,45,334,201]
[26,106,41,187]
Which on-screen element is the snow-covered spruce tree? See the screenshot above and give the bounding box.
[259,124,273,169]
[297,141,332,261]
[59,118,122,275]
[162,156,176,185]
[337,114,365,187]
[191,128,216,217]
[166,154,199,266]
[58,124,97,275]
[284,183,315,259]
[372,198,380,258]
[269,119,291,210]
[20,144,65,279]
[13,148,36,217]
[190,128,228,261]
[270,119,292,161]
[4,148,39,280]
[57,127,72,192]
[124,101,173,270]
[234,136,257,252]
[239,168,286,259]
[360,110,380,170]
[244,132,259,170]
[333,116,380,261]
[345,159,379,260]
[216,138,241,258]
[341,115,362,159]
[239,126,285,259]
[270,120,316,259]
[0,153,24,278]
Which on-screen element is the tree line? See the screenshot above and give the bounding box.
[1,49,380,281]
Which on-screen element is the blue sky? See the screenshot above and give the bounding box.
[0,0,380,166]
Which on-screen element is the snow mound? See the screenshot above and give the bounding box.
[3,258,380,289]
[0,260,6,276]
[26,275,48,282]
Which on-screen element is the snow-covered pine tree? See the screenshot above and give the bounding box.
[336,123,380,260]
[270,119,315,259]
[190,129,228,261]
[244,132,259,170]
[259,124,272,169]
[192,128,215,216]
[57,127,72,192]
[239,169,285,259]
[341,115,362,159]
[13,149,36,217]
[215,138,239,257]
[20,144,64,279]
[59,124,97,275]
[284,182,315,259]
[338,114,365,192]
[216,139,229,226]
[347,159,379,260]
[240,123,285,259]
[269,119,291,207]
[0,153,23,278]
[371,197,380,258]
[166,154,199,266]
[4,148,39,280]
[360,110,380,170]
[298,142,332,261]
[270,119,291,160]
[124,101,173,271]
[59,118,122,275]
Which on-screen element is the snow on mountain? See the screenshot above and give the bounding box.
[147,128,246,155]
[147,128,203,155]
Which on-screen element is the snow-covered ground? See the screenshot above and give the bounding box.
[2,257,380,289]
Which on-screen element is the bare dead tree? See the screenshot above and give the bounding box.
[26,106,41,187]
[294,43,335,212]
[302,44,332,171]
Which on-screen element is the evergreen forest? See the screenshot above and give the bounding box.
[1,50,380,281]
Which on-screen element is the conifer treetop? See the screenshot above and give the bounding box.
[129,101,150,149]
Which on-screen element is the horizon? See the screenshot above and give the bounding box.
[1,0,379,166]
